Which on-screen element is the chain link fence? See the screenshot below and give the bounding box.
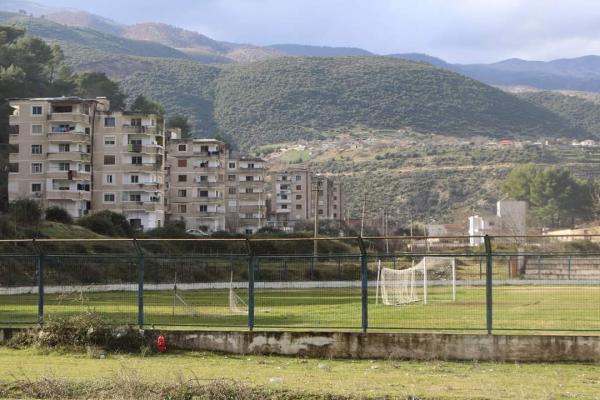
[0,235,598,333]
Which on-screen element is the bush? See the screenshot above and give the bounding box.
[9,311,149,353]
[45,206,73,224]
[77,210,132,237]
[143,220,190,239]
[8,199,42,226]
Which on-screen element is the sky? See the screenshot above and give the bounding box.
[21,0,600,63]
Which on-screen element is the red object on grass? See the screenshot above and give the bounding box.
[156,335,167,353]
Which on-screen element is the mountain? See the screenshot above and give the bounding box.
[517,91,600,136]
[387,53,450,68]
[268,44,373,57]
[0,12,189,59]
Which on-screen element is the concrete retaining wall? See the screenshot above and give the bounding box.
[2,328,599,362]
[160,331,600,362]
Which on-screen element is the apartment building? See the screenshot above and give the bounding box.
[166,138,228,232]
[8,97,166,230]
[165,139,267,234]
[270,169,345,229]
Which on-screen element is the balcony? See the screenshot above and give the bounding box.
[47,152,90,162]
[9,115,19,125]
[127,144,162,154]
[124,181,162,189]
[123,163,162,173]
[195,180,222,188]
[192,150,221,157]
[47,131,90,142]
[48,112,90,124]
[8,124,19,135]
[46,190,91,201]
[120,202,163,212]
[122,125,157,135]
[275,208,292,213]
[46,170,90,181]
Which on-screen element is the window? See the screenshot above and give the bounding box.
[199,190,208,197]
[281,184,289,190]
[178,174,187,182]
[246,188,254,194]
[131,118,142,126]
[281,204,288,209]
[228,175,236,182]
[31,163,43,174]
[9,124,19,135]
[198,175,207,182]
[280,194,287,199]
[228,162,236,168]
[130,175,139,184]
[103,193,115,203]
[58,163,70,171]
[31,124,43,135]
[228,187,236,195]
[296,185,302,190]
[131,156,142,165]
[200,145,209,153]
[318,209,324,215]
[58,144,70,152]
[104,136,116,146]
[245,228,253,235]
[333,205,337,210]
[104,117,115,127]
[104,155,115,165]
[296,204,302,210]
[247,163,255,169]
[84,164,91,172]
[199,205,208,212]
[281,176,288,181]
[178,204,187,213]
[295,175,302,181]
[77,183,90,191]
[296,194,302,200]
[178,159,187,167]
[178,189,187,197]
[129,194,141,202]
[245,176,253,181]
[32,106,42,115]
[334,196,337,200]
[31,145,42,154]
[178,144,187,152]
[31,183,42,193]
[105,174,114,184]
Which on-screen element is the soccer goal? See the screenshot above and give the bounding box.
[376,257,456,306]
[229,271,248,315]
[172,272,200,317]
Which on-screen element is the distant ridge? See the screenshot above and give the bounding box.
[268,44,373,57]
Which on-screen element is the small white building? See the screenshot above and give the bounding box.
[468,200,527,246]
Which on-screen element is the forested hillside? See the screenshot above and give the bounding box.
[518,91,600,136]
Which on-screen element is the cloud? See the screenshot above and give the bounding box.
[30,0,600,63]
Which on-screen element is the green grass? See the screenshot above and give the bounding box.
[0,348,599,399]
[2,286,599,333]
[280,149,311,163]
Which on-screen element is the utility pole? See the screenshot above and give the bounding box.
[360,191,367,236]
[312,179,321,257]
[385,208,389,254]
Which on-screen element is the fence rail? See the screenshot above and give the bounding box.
[0,235,599,333]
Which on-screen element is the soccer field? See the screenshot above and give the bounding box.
[1,285,599,332]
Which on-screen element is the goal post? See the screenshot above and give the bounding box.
[229,271,248,315]
[376,256,456,306]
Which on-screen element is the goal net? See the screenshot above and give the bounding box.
[376,257,456,306]
[229,271,248,315]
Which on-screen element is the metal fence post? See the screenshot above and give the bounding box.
[246,239,255,331]
[137,254,144,329]
[484,235,493,334]
[357,237,368,333]
[36,254,44,325]
[132,239,144,329]
[248,256,256,331]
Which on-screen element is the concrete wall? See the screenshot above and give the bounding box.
[2,328,599,362]
[161,331,600,362]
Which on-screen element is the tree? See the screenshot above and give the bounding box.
[166,114,191,138]
[502,165,594,227]
[76,72,126,110]
[8,199,42,226]
[129,95,164,115]
[77,210,132,237]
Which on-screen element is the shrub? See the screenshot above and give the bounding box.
[8,198,42,226]
[8,311,149,353]
[77,210,132,237]
[45,206,73,224]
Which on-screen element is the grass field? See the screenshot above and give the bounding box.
[2,285,599,332]
[0,348,599,399]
